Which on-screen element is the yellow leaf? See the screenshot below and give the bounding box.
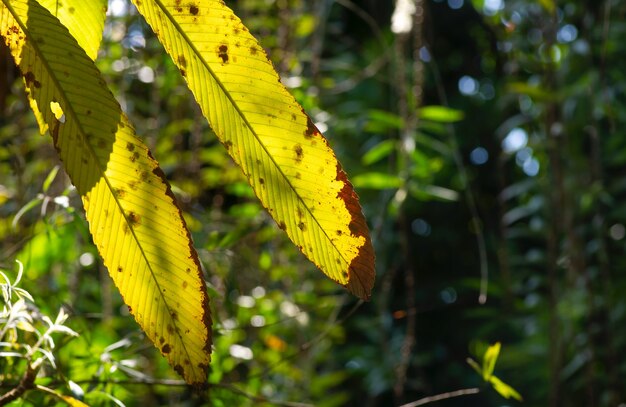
[0,0,211,386]
[14,0,106,134]
[132,0,376,299]
[489,375,523,401]
[482,342,501,380]
[37,0,107,60]
[59,396,90,407]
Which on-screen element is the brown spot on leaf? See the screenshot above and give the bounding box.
[259,177,265,185]
[167,324,174,334]
[224,140,233,150]
[279,221,286,230]
[128,211,141,227]
[127,142,135,152]
[162,344,172,354]
[68,7,75,13]
[336,230,343,236]
[305,116,316,139]
[178,55,187,68]
[174,364,184,377]
[182,281,188,289]
[23,71,40,88]
[130,151,140,162]
[116,188,127,198]
[218,44,229,63]
[296,172,302,180]
[294,144,304,163]
[117,266,123,272]
[189,4,199,15]
[250,46,258,55]
[298,222,306,231]
[171,311,179,321]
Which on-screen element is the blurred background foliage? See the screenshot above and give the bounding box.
[1,0,625,405]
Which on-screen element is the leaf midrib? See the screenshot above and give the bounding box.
[150,0,354,276]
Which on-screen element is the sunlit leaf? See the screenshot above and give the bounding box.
[18,0,106,132]
[489,375,524,401]
[0,0,211,386]
[482,341,501,380]
[419,105,465,123]
[35,384,90,407]
[133,0,375,299]
[37,0,107,60]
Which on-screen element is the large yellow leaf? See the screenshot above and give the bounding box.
[133,0,376,299]
[0,0,211,386]
[12,0,107,135]
[37,0,106,60]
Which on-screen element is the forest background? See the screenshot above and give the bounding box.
[1,0,624,406]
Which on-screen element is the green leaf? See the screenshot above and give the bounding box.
[1,0,211,386]
[364,109,404,133]
[362,140,395,165]
[42,165,60,193]
[352,172,402,190]
[419,105,465,123]
[132,0,376,299]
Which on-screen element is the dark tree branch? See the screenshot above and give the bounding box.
[0,365,37,406]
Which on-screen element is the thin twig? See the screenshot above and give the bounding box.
[398,387,480,407]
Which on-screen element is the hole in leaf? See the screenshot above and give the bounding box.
[50,101,65,123]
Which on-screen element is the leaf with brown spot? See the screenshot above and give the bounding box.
[132,0,375,299]
[0,0,211,386]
